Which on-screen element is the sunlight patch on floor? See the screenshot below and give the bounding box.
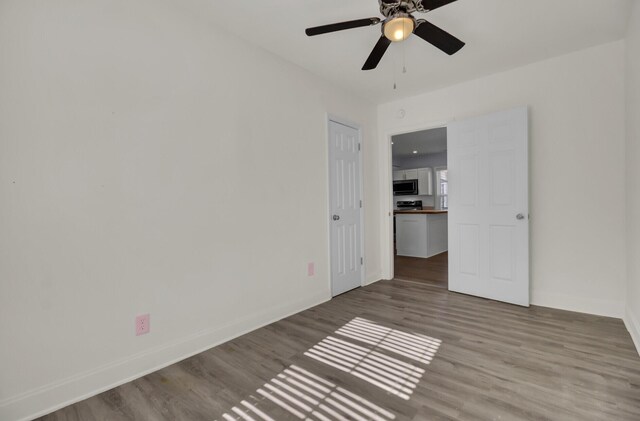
[335,317,441,364]
[219,365,396,421]
[219,317,442,419]
[303,317,441,400]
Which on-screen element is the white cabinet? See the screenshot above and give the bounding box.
[404,169,418,180]
[396,214,428,257]
[418,168,433,196]
[394,168,434,195]
[396,213,448,258]
[426,214,448,256]
[393,169,419,181]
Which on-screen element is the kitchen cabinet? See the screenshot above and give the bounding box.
[394,167,434,195]
[396,213,448,258]
[393,170,418,180]
[393,171,406,181]
[404,169,418,180]
[418,168,433,195]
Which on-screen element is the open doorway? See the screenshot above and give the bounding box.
[391,127,448,288]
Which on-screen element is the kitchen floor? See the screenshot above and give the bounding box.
[38,280,640,420]
[394,252,448,288]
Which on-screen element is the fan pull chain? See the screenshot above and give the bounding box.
[393,48,397,90]
[402,20,407,74]
[393,68,397,90]
[403,42,407,74]
[391,43,396,90]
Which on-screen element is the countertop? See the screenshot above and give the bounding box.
[394,209,448,215]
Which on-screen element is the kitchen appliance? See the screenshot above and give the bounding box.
[397,200,423,210]
[393,179,419,196]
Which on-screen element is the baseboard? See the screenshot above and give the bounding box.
[364,272,383,286]
[531,291,624,318]
[624,307,640,357]
[0,292,330,421]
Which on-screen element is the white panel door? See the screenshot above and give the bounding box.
[329,120,362,296]
[448,107,529,306]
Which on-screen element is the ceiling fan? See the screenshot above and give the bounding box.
[305,0,465,70]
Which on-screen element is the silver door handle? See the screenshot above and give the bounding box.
[516,213,525,220]
[333,215,340,221]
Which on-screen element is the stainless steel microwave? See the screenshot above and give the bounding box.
[393,179,419,196]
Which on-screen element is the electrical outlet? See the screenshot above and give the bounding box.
[136,314,150,336]
[308,262,315,277]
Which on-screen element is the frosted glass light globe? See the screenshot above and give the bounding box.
[384,17,414,42]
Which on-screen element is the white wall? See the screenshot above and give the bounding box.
[625,2,640,353]
[0,1,381,419]
[378,41,627,318]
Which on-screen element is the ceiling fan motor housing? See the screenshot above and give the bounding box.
[379,0,430,18]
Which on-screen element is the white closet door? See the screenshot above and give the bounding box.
[329,120,362,296]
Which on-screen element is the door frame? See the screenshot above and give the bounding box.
[327,115,365,295]
[433,166,448,210]
[381,120,449,281]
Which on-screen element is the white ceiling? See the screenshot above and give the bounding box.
[203,0,632,103]
[392,127,447,158]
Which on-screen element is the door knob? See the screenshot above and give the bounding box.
[333,215,340,221]
[516,213,525,220]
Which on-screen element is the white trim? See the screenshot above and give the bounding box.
[531,291,624,318]
[327,115,366,294]
[364,274,383,286]
[0,292,330,421]
[433,166,448,210]
[624,306,640,357]
[380,121,449,280]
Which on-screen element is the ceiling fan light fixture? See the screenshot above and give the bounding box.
[304,0,464,71]
[383,16,415,42]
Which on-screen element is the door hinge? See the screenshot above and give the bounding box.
[358,143,361,151]
[361,257,364,265]
[360,200,362,208]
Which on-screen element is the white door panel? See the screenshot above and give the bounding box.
[329,120,362,297]
[448,107,529,306]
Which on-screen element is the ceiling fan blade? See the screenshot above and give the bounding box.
[413,20,465,55]
[419,0,458,12]
[362,36,392,70]
[305,18,381,36]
